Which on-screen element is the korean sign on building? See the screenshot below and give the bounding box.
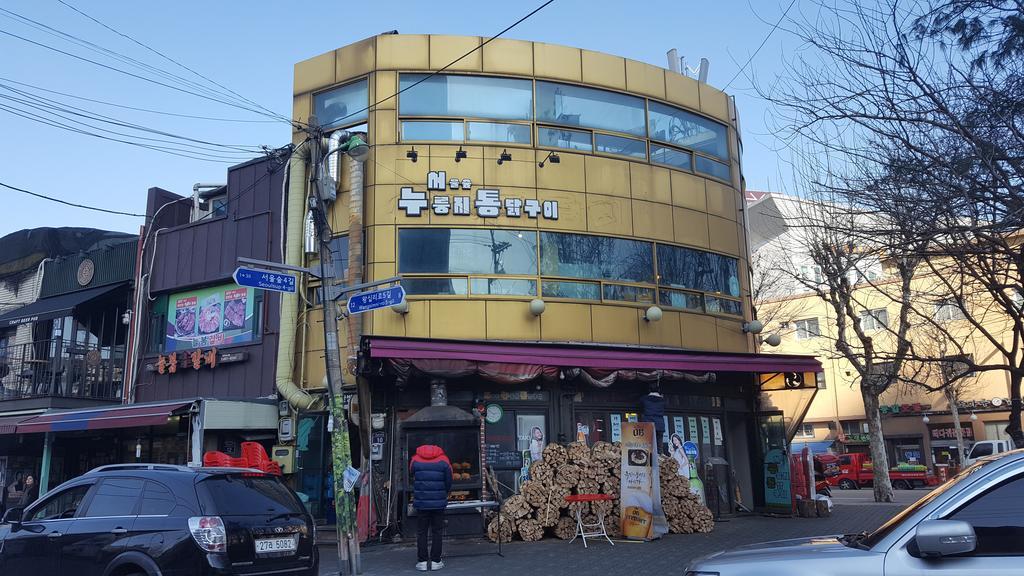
[166,284,257,352]
[928,423,975,441]
[398,171,559,220]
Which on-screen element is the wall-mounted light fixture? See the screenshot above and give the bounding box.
[970,412,978,421]
[406,147,418,163]
[455,146,467,163]
[529,298,546,316]
[391,300,409,315]
[762,333,782,346]
[538,151,561,167]
[742,320,764,334]
[643,305,663,322]
[497,149,512,165]
[922,414,931,424]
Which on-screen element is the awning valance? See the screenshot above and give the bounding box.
[0,283,125,328]
[367,337,822,373]
[17,400,193,433]
[0,414,36,435]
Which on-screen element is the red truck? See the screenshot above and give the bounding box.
[826,452,939,490]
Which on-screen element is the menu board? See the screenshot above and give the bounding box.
[485,415,521,469]
[166,284,257,352]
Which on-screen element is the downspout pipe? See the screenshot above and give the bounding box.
[344,150,374,459]
[278,144,319,411]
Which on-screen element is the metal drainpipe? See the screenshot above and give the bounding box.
[344,150,374,457]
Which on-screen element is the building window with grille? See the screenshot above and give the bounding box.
[794,318,820,340]
[859,308,889,331]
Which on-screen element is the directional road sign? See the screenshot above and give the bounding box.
[233,267,297,293]
[346,285,405,315]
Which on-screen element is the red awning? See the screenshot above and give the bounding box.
[366,337,822,373]
[17,401,194,434]
[0,414,36,435]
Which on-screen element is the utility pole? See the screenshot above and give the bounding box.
[307,119,361,575]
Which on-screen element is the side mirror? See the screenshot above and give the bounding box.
[2,507,24,530]
[914,519,977,558]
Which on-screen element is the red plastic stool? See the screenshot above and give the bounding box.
[564,494,615,548]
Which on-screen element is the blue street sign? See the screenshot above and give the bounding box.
[346,285,405,315]
[232,267,297,293]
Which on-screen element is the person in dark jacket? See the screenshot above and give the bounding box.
[641,382,667,455]
[410,444,452,571]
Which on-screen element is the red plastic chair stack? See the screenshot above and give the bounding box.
[202,443,281,475]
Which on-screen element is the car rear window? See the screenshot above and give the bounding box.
[197,475,304,516]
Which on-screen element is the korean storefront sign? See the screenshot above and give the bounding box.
[398,171,559,220]
[879,402,932,415]
[166,284,256,352]
[157,348,218,375]
[929,423,975,441]
[619,421,668,540]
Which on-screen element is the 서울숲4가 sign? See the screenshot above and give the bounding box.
[398,170,558,220]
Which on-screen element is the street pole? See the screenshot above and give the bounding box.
[308,123,361,575]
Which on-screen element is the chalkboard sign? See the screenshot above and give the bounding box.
[485,411,520,469]
[486,444,523,469]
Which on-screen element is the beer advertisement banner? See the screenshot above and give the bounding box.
[620,421,669,540]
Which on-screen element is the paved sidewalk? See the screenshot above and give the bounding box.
[319,503,906,575]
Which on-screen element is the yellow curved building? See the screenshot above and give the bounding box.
[291,35,820,521]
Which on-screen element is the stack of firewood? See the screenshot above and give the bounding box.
[486,441,714,542]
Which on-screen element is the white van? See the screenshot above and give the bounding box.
[964,439,1016,466]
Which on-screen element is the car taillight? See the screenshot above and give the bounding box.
[188,516,227,552]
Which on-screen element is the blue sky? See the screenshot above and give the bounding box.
[0,0,798,236]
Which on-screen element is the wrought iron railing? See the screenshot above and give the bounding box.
[0,338,125,401]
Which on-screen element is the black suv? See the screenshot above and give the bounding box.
[0,464,318,575]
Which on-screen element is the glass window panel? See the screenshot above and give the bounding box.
[401,120,463,141]
[328,235,349,280]
[650,145,692,170]
[398,229,538,275]
[313,79,368,129]
[595,133,646,159]
[467,122,531,144]
[538,126,592,152]
[540,232,653,283]
[399,74,533,120]
[402,277,469,295]
[470,278,537,296]
[659,289,704,311]
[648,101,729,160]
[603,284,655,303]
[706,296,743,316]
[85,478,144,517]
[657,244,740,296]
[695,155,732,181]
[537,81,646,136]
[542,280,601,300]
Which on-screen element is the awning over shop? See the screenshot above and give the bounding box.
[366,337,822,373]
[0,282,125,328]
[17,400,193,433]
[0,414,36,435]
[791,440,835,454]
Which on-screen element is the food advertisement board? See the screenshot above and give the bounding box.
[166,284,256,352]
[619,421,669,540]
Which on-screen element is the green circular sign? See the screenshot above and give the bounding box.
[485,404,503,424]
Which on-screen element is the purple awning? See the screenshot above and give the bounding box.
[17,401,193,434]
[367,338,821,373]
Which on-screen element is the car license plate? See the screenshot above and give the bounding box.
[254,536,297,554]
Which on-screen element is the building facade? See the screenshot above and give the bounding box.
[750,192,1018,473]
[291,35,821,527]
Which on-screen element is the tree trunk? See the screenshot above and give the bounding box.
[1008,373,1023,447]
[862,390,895,503]
[945,387,967,469]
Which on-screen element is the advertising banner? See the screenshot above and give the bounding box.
[619,421,669,540]
[166,284,257,352]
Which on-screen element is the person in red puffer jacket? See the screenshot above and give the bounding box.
[410,444,453,571]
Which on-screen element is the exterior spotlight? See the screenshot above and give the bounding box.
[455,147,467,162]
[742,320,764,334]
[970,412,978,421]
[529,299,546,316]
[538,151,560,167]
[391,300,409,315]
[763,333,782,347]
[406,147,418,162]
[644,305,663,322]
[922,414,930,424]
[497,149,512,165]
[339,133,368,162]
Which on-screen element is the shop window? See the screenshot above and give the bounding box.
[657,244,740,296]
[539,232,653,284]
[399,228,537,277]
[650,144,692,170]
[794,318,820,340]
[401,277,468,296]
[542,280,601,300]
[84,478,144,517]
[705,295,742,316]
[536,81,646,137]
[466,121,531,144]
[949,475,1024,555]
[537,126,593,152]
[694,155,731,182]
[659,289,704,312]
[400,120,463,141]
[399,73,533,120]
[469,278,537,296]
[595,133,647,159]
[603,284,655,303]
[859,308,889,331]
[313,79,368,129]
[648,100,729,161]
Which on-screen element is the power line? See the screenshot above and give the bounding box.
[0,180,144,217]
[321,0,556,129]
[722,0,798,91]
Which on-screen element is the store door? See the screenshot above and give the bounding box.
[295,413,327,519]
[757,412,791,512]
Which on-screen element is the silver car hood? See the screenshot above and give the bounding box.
[688,535,885,575]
